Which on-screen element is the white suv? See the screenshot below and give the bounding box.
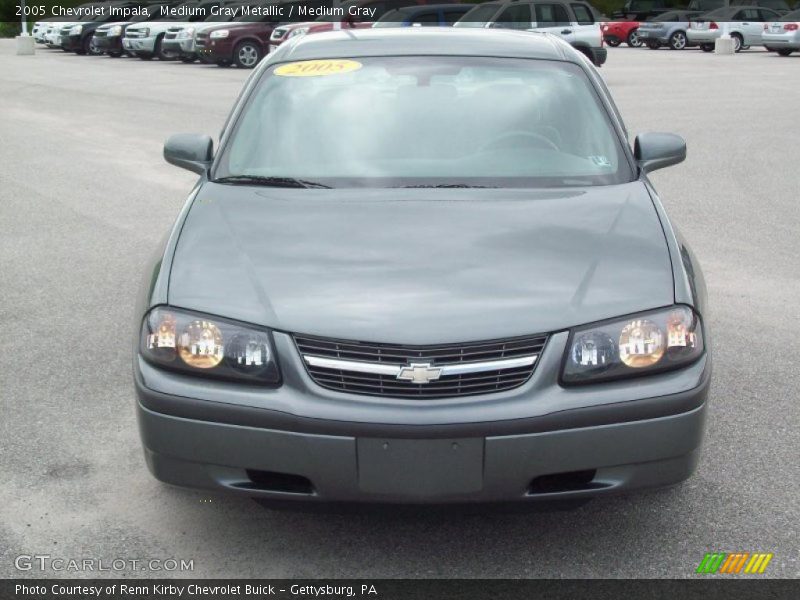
[454,1,606,66]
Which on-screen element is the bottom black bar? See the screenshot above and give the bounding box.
[1,579,798,600]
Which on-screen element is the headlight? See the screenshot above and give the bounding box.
[288,26,310,39]
[110,25,122,36]
[70,25,83,35]
[140,27,150,37]
[561,306,704,385]
[210,29,229,39]
[140,307,281,385]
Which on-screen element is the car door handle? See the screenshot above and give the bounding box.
[561,29,572,34]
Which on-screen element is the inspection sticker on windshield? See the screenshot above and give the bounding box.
[274,60,363,77]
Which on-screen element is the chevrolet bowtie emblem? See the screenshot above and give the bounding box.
[396,362,442,384]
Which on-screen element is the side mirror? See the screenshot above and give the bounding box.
[163,133,213,174]
[634,132,686,174]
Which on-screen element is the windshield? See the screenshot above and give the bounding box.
[373,9,402,26]
[687,0,725,11]
[216,56,632,188]
[780,9,800,20]
[453,4,499,27]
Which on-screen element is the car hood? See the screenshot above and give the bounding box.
[168,183,675,344]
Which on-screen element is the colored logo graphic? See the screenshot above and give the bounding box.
[696,552,773,574]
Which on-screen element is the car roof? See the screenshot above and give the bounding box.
[392,3,473,12]
[275,28,572,62]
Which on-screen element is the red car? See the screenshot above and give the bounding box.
[602,20,643,47]
[198,16,277,69]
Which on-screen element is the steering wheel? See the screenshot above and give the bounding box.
[477,130,560,154]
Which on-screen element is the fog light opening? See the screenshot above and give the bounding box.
[241,470,315,495]
[527,469,604,495]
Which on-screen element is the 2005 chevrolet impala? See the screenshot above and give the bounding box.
[134,28,710,504]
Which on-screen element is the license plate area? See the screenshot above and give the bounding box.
[357,438,484,497]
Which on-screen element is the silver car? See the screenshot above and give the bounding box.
[687,5,782,51]
[638,10,705,49]
[762,8,800,55]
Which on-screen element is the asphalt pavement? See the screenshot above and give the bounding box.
[0,40,798,579]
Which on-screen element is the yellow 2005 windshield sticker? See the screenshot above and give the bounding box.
[274,60,362,77]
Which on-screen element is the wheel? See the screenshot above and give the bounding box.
[233,41,263,68]
[605,37,621,47]
[155,35,173,61]
[86,36,103,56]
[777,48,793,56]
[731,33,743,53]
[646,40,660,50]
[700,43,714,52]
[627,28,642,47]
[669,30,687,50]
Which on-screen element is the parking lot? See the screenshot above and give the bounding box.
[1,40,799,578]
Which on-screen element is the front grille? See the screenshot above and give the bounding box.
[94,30,108,38]
[126,29,145,38]
[295,334,547,399]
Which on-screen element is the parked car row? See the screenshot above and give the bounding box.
[602,4,800,54]
[32,0,609,69]
[31,0,799,66]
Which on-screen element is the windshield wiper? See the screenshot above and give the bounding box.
[213,175,332,189]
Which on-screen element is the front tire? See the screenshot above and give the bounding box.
[605,37,621,47]
[627,28,642,47]
[777,48,794,56]
[155,35,173,61]
[233,41,263,68]
[669,30,687,50]
[731,33,743,53]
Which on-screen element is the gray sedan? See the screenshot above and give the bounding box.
[638,10,705,49]
[134,28,710,505]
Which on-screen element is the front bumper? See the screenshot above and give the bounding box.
[93,35,122,52]
[162,38,195,57]
[199,37,235,61]
[135,331,710,504]
[122,36,157,54]
[61,33,82,51]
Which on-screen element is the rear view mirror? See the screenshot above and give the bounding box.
[634,132,686,174]
[164,134,213,174]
